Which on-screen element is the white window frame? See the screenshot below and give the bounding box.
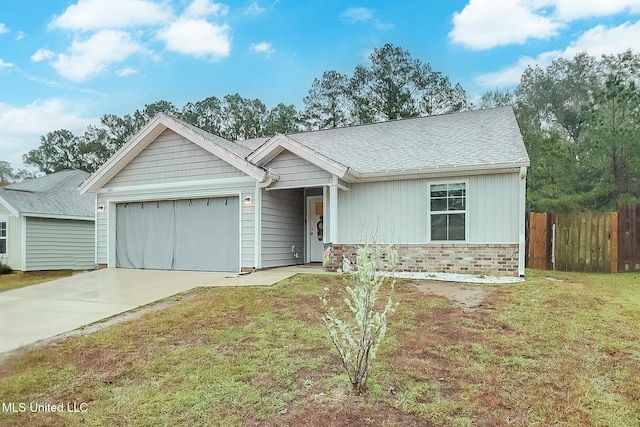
[428,181,469,242]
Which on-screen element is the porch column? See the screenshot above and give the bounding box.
[328,185,338,242]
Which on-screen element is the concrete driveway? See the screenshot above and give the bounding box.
[0,266,321,354]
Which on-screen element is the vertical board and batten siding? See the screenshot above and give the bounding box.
[105,129,246,188]
[24,217,95,271]
[337,172,520,244]
[265,150,333,189]
[261,188,304,268]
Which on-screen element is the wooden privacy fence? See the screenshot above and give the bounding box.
[526,205,640,273]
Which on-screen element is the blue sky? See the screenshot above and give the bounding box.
[2,0,640,170]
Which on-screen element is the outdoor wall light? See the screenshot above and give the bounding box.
[243,196,253,206]
[97,205,105,213]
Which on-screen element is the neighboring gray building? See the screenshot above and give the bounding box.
[80,107,530,276]
[0,170,95,271]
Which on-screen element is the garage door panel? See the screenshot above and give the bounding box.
[116,197,239,272]
[116,201,175,269]
[173,198,239,271]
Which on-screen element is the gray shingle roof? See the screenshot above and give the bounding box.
[283,106,529,174]
[0,170,94,218]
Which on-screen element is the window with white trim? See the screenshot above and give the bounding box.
[0,220,6,254]
[430,183,466,241]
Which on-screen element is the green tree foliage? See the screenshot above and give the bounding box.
[478,89,514,109]
[349,43,468,123]
[515,50,640,211]
[302,70,351,129]
[0,161,15,184]
[265,103,300,135]
[321,243,398,396]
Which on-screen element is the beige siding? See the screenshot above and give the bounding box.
[261,188,304,268]
[241,191,255,268]
[337,172,521,244]
[106,129,246,187]
[24,217,95,271]
[266,150,333,189]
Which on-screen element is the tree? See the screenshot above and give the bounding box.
[0,161,15,184]
[478,89,515,109]
[321,243,398,396]
[348,43,468,123]
[579,73,640,208]
[221,94,267,140]
[302,70,352,130]
[265,103,300,135]
[23,130,83,174]
[515,52,597,141]
[181,96,224,135]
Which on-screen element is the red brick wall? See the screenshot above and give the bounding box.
[325,243,520,276]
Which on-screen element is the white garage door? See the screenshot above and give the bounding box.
[115,197,239,271]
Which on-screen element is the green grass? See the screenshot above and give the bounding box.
[0,270,75,292]
[1,270,639,426]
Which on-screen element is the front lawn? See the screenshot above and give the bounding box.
[0,270,75,292]
[1,270,639,426]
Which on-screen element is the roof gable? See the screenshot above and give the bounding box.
[80,114,270,193]
[249,134,349,178]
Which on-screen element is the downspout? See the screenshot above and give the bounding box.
[518,166,527,277]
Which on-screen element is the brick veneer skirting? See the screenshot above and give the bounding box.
[325,243,520,276]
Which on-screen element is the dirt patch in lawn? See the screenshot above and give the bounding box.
[409,280,496,311]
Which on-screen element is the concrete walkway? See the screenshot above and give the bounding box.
[0,265,322,355]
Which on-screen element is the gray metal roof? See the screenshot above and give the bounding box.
[282,106,529,174]
[0,170,94,218]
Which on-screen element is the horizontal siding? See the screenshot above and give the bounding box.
[25,217,95,270]
[241,191,255,268]
[96,195,108,264]
[337,173,521,244]
[261,188,304,267]
[266,150,333,189]
[106,129,246,187]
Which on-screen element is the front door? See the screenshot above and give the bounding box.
[306,196,324,262]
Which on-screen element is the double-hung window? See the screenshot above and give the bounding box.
[430,183,466,241]
[0,220,6,254]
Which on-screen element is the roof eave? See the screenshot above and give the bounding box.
[345,161,530,182]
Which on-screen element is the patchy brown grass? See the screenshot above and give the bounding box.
[1,270,639,426]
[0,270,75,292]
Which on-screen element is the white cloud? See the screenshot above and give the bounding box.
[51,0,171,31]
[340,7,393,31]
[0,99,98,168]
[341,7,375,23]
[0,23,9,34]
[475,21,640,87]
[31,48,56,62]
[250,41,275,56]
[551,0,640,21]
[52,30,145,81]
[451,0,640,50]
[116,67,138,77]
[184,0,229,18]
[244,1,266,15]
[0,59,13,68]
[157,18,231,59]
[450,0,561,50]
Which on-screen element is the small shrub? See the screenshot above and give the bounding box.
[321,243,398,396]
[0,259,12,275]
